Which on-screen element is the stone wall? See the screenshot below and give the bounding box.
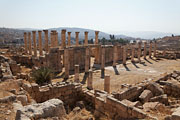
[22,82,82,106]
[81,89,149,119]
[68,46,86,71]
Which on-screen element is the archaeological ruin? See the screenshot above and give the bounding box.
[1,29,180,120]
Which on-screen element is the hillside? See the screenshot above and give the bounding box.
[0,27,134,43]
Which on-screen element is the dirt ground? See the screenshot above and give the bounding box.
[53,57,180,93]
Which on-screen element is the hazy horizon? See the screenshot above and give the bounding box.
[0,0,180,38]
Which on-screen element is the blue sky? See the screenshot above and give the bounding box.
[0,0,180,34]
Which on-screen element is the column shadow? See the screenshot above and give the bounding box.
[141,61,147,66]
[144,58,153,64]
[113,66,120,75]
[123,64,130,71]
[81,72,89,84]
[132,62,140,68]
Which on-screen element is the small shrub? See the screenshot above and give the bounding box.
[32,67,53,85]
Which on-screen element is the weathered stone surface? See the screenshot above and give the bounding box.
[0,95,16,103]
[146,82,164,96]
[139,90,153,103]
[17,95,28,106]
[143,102,165,112]
[15,99,66,120]
[171,107,180,120]
[121,99,141,108]
[150,94,169,105]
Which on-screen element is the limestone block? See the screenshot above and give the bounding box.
[150,94,168,105]
[15,99,66,120]
[172,107,180,120]
[139,90,153,103]
[17,95,28,106]
[146,82,164,96]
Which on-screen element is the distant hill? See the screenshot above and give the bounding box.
[115,31,177,39]
[0,27,134,43]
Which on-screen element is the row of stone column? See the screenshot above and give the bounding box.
[73,63,111,93]
[100,41,157,71]
[24,31,48,57]
[121,41,157,65]
[24,30,100,56]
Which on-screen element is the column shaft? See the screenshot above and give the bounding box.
[61,29,66,48]
[153,41,157,57]
[43,30,49,53]
[84,31,88,45]
[131,44,135,62]
[104,75,110,93]
[64,49,69,79]
[95,31,99,44]
[123,46,126,65]
[144,42,147,59]
[85,48,90,73]
[67,32,71,46]
[138,42,141,63]
[28,32,32,55]
[38,31,43,56]
[32,31,37,57]
[24,32,28,54]
[149,42,152,58]
[87,70,93,89]
[74,65,79,82]
[75,32,79,46]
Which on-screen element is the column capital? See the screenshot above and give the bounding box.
[85,31,89,34]
[28,32,31,35]
[24,32,27,35]
[38,30,42,33]
[95,31,99,34]
[43,30,48,33]
[32,31,36,34]
[68,32,71,34]
[75,32,80,34]
[61,29,66,33]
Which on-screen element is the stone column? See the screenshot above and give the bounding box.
[64,49,69,79]
[43,30,49,53]
[75,32,80,46]
[95,31,99,44]
[104,75,110,93]
[153,41,157,57]
[87,70,93,90]
[38,31,43,56]
[24,32,28,54]
[32,31,37,57]
[50,32,53,47]
[67,32,71,46]
[85,48,90,73]
[55,31,58,47]
[149,41,152,58]
[144,42,147,59]
[163,50,166,57]
[131,44,135,62]
[113,45,117,66]
[138,42,141,63]
[61,29,66,48]
[84,31,88,45]
[95,45,100,64]
[101,47,105,78]
[28,32,32,55]
[123,46,127,65]
[74,65,79,82]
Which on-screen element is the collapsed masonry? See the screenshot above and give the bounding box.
[2,29,180,119]
[6,70,180,119]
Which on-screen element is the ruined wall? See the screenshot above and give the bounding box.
[68,46,86,71]
[22,82,82,106]
[81,89,148,119]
